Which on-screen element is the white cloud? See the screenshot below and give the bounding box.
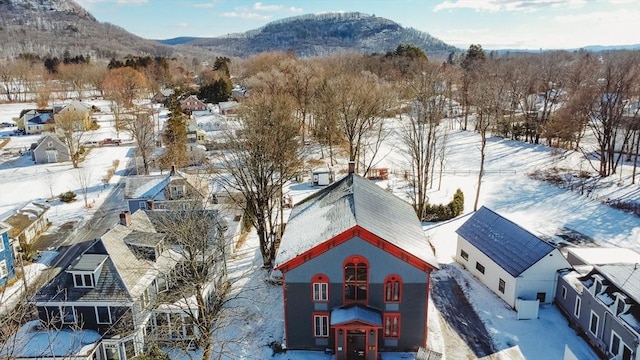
[220,12,271,20]
[433,0,584,13]
[287,6,304,13]
[251,2,303,13]
[174,22,189,28]
[253,2,282,12]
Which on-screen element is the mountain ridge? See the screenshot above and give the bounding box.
[0,0,210,60]
[156,12,460,58]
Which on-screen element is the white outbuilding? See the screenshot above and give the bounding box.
[455,206,570,310]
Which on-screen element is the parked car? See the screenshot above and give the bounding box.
[99,138,122,146]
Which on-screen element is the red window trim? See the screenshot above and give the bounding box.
[343,255,369,304]
[312,274,329,302]
[313,312,329,338]
[384,274,402,303]
[383,313,401,339]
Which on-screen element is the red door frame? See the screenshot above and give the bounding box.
[333,325,379,359]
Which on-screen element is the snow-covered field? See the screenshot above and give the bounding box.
[2,98,639,360]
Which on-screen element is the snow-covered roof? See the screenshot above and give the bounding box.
[275,173,437,270]
[34,211,179,304]
[596,264,640,305]
[567,247,640,266]
[0,320,101,359]
[124,170,208,200]
[125,175,169,199]
[330,304,382,326]
[456,206,555,277]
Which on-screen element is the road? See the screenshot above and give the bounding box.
[35,166,131,281]
[431,264,496,359]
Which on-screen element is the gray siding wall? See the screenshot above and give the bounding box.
[127,199,145,214]
[555,277,638,357]
[283,237,428,351]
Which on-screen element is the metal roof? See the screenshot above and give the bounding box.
[330,304,382,326]
[455,206,554,277]
[67,254,108,272]
[597,264,640,304]
[275,173,437,269]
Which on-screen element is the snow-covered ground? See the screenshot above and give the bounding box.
[2,99,639,359]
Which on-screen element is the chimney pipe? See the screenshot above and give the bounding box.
[170,165,176,176]
[348,161,355,174]
[119,211,131,226]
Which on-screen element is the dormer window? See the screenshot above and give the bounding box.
[66,254,108,289]
[592,274,606,295]
[73,272,94,288]
[614,293,629,316]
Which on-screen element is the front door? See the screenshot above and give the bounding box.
[346,330,366,360]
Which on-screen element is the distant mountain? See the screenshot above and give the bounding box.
[0,0,208,59]
[578,44,640,52]
[159,12,459,59]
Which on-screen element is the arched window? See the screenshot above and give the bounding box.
[384,275,402,302]
[311,274,329,302]
[344,256,368,303]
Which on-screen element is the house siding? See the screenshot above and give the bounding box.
[456,235,568,308]
[456,236,518,307]
[0,229,16,285]
[283,237,428,351]
[555,275,639,358]
[517,249,568,303]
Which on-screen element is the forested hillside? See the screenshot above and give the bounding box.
[159,12,459,59]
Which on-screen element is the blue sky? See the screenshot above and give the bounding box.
[75,0,640,50]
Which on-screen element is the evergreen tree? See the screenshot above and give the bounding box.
[160,98,188,169]
[198,77,232,104]
[462,44,486,70]
[213,57,231,78]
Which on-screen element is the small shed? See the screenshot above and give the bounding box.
[311,168,335,186]
[367,168,388,180]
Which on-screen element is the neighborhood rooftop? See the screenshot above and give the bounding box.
[455,206,556,277]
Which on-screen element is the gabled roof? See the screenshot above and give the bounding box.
[27,112,53,125]
[4,202,49,236]
[125,175,169,199]
[34,134,66,151]
[124,171,208,200]
[456,206,555,277]
[275,173,437,271]
[34,210,179,304]
[60,100,91,113]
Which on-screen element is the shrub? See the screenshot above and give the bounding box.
[423,188,464,222]
[59,191,77,203]
[112,159,120,168]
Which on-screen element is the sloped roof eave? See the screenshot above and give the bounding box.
[275,225,438,273]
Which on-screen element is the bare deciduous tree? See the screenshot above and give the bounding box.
[319,71,392,173]
[55,110,85,168]
[123,106,156,175]
[400,62,448,220]
[218,90,301,267]
[75,166,92,208]
[145,206,231,360]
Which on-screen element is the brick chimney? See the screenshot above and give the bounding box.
[146,199,154,210]
[170,165,176,176]
[119,211,131,226]
[348,161,355,174]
